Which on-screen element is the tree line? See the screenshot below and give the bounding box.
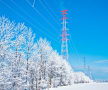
[0,17,92,90]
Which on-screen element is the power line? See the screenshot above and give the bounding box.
[42,0,60,21]
[69,35,81,64]
[0,0,60,44]
[25,0,59,35]
[32,0,36,7]
[10,0,60,44]
[38,0,60,27]
[25,0,61,42]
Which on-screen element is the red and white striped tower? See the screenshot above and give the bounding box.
[61,10,69,61]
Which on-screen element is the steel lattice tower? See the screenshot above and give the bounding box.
[61,10,69,61]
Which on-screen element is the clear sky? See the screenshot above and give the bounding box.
[0,0,108,80]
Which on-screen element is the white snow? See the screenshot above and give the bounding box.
[48,83,108,90]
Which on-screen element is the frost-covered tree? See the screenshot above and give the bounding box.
[48,51,74,87]
[35,38,75,89]
[36,38,53,89]
[22,29,36,90]
[0,16,16,89]
[0,16,92,90]
[74,72,93,83]
[0,17,30,90]
[9,23,28,90]
[0,62,12,90]
[0,16,15,63]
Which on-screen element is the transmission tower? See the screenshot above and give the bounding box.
[83,56,86,73]
[61,10,69,61]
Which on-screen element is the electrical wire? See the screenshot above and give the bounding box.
[10,0,60,44]
[0,0,60,44]
[25,0,59,35]
[38,0,60,27]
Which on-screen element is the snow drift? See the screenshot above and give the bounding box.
[49,83,108,90]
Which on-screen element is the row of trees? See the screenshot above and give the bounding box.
[0,17,92,90]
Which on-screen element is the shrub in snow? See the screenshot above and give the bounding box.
[74,72,93,83]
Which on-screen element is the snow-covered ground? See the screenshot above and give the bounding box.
[48,83,108,90]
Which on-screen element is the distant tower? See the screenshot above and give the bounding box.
[61,10,69,61]
[84,57,86,71]
[88,66,93,80]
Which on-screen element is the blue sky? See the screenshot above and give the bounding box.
[0,0,108,80]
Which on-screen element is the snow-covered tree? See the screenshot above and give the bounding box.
[74,72,93,83]
[0,16,16,89]
[0,17,30,89]
[0,62,12,90]
[9,23,28,90]
[48,51,74,87]
[36,38,53,89]
[0,16,93,90]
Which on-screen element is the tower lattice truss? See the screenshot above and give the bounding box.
[61,10,69,61]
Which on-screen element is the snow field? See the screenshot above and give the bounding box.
[49,83,108,90]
